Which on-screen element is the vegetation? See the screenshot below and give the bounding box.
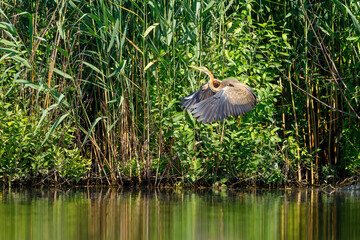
[0,0,359,187]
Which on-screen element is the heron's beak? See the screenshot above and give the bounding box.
[189,66,202,71]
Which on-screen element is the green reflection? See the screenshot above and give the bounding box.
[0,189,359,240]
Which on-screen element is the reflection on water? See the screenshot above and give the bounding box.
[0,187,359,240]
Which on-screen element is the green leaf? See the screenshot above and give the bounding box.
[82,116,107,146]
[144,23,159,38]
[0,47,21,54]
[0,39,17,47]
[107,119,119,133]
[108,18,120,52]
[83,61,104,76]
[42,113,69,145]
[15,79,41,90]
[10,55,32,68]
[108,60,126,78]
[346,37,358,41]
[144,60,157,71]
[282,33,287,41]
[202,0,216,16]
[55,46,69,58]
[35,104,58,133]
[53,68,73,79]
[173,112,184,122]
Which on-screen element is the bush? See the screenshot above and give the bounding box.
[0,100,90,185]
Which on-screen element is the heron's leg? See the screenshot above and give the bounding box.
[220,120,226,144]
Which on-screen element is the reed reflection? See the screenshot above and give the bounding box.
[0,188,359,240]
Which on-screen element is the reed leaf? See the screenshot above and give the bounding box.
[82,116,107,146]
[41,113,70,145]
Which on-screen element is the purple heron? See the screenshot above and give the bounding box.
[180,66,257,123]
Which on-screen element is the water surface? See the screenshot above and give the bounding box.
[0,187,359,240]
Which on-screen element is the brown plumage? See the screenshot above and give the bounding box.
[180,66,257,123]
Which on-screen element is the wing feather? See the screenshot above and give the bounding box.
[216,99,224,122]
[180,83,214,110]
[206,103,217,123]
[225,101,231,119]
[203,99,217,123]
[232,103,238,116]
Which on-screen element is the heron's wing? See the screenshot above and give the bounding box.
[189,83,257,123]
[179,83,215,110]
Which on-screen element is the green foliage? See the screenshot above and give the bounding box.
[0,100,90,184]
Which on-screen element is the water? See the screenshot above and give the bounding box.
[0,187,359,240]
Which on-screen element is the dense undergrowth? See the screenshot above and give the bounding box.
[0,0,359,187]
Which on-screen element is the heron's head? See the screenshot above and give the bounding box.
[189,66,214,83]
[189,66,210,75]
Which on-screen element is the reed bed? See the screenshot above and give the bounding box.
[0,0,359,186]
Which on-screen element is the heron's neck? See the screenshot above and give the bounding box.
[206,71,217,92]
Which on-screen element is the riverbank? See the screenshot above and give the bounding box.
[2,175,358,191]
